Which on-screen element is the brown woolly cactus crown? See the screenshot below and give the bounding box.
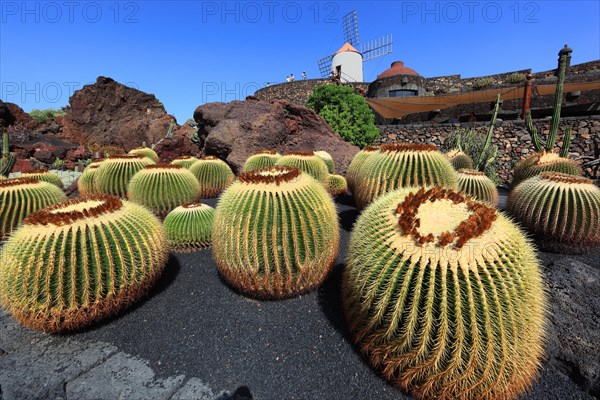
[253,149,279,155]
[238,166,302,186]
[457,168,485,176]
[142,163,184,170]
[285,150,315,157]
[108,154,147,160]
[0,177,39,188]
[380,143,438,153]
[24,195,123,226]
[539,171,591,184]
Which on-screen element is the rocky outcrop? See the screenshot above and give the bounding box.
[193,98,359,174]
[60,76,173,150]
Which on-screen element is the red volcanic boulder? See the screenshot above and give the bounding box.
[193,99,360,174]
[153,135,199,163]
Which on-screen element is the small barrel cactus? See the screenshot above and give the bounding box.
[94,154,155,198]
[512,151,581,187]
[212,166,339,299]
[314,150,335,174]
[456,168,498,206]
[353,143,458,210]
[0,195,169,332]
[171,156,199,169]
[127,164,200,217]
[77,162,104,195]
[242,149,281,172]
[346,145,379,194]
[508,172,600,254]
[344,187,546,400]
[21,169,64,189]
[163,202,215,252]
[128,146,159,163]
[0,177,67,240]
[446,148,474,170]
[189,156,235,198]
[275,151,329,184]
[326,174,348,197]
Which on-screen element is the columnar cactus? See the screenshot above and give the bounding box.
[346,145,379,194]
[344,187,546,400]
[275,151,329,184]
[0,195,169,332]
[508,172,600,254]
[127,164,200,217]
[0,177,67,240]
[446,149,474,170]
[353,143,458,210]
[171,156,199,169]
[212,166,339,299]
[314,150,335,173]
[21,169,64,189]
[0,131,16,178]
[189,156,235,198]
[163,203,215,252]
[128,146,159,163]
[94,154,155,198]
[456,168,499,206]
[326,174,348,197]
[512,151,581,187]
[242,149,281,172]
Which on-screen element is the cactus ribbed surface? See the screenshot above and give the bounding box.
[242,149,281,172]
[512,151,581,187]
[0,195,169,332]
[171,156,199,169]
[344,187,546,400]
[508,172,600,254]
[163,203,215,252]
[189,156,235,198]
[77,162,104,195]
[94,155,155,198]
[346,145,379,194]
[127,164,200,217]
[314,150,335,174]
[275,151,329,184]
[213,166,339,299]
[1,131,16,177]
[353,143,458,210]
[456,168,498,206]
[326,174,348,197]
[21,169,64,189]
[128,146,159,163]
[0,177,67,240]
[446,149,474,171]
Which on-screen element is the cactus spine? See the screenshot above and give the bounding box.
[163,203,215,252]
[0,131,16,178]
[21,169,64,189]
[127,164,201,217]
[242,149,281,172]
[128,146,159,163]
[346,146,379,194]
[94,154,155,198]
[0,195,169,332]
[171,156,199,169]
[212,166,339,299]
[344,187,546,400]
[275,151,329,184]
[0,177,67,240]
[456,168,499,206]
[314,150,335,174]
[508,172,600,254]
[512,151,581,187]
[189,156,235,198]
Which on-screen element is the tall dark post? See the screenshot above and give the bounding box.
[521,74,534,120]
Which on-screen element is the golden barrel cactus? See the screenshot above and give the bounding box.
[171,156,199,169]
[275,151,329,184]
[456,168,498,206]
[163,203,215,252]
[94,154,155,198]
[21,169,64,189]
[314,150,335,174]
[446,149,474,170]
[326,174,348,197]
[77,161,105,195]
[512,151,580,187]
[128,146,159,163]
[242,149,281,172]
[189,156,235,198]
[346,145,379,194]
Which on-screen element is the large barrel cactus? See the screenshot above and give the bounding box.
[171,156,199,169]
[242,149,281,172]
[94,154,155,198]
[275,151,329,184]
[127,164,200,217]
[163,203,215,252]
[213,166,339,299]
[446,149,474,170]
[326,174,348,197]
[456,168,498,206]
[21,169,64,189]
[346,145,379,194]
[189,156,235,198]
[0,194,169,332]
[353,143,458,210]
[0,177,67,240]
[508,172,600,254]
[314,150,335,174]
[343,187,546,400]
[128,146,159,163]
[512,151,580,187]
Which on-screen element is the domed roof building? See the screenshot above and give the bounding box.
[368,60,427,98]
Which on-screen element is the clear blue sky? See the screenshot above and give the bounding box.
[1,1,598,123]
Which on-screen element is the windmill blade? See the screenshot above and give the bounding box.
[342,10,360,47]
[317,54,334,78]
[362,34,393,62]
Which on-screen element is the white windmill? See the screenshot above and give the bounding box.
[317,10,393,83]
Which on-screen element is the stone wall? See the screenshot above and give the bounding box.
[377,116,600,186]
[254,79,369,106]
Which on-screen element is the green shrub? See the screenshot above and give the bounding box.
[306,84,379,147]
[472,77,495,89]
[28,108,66,123]
[506,72,526,84]
[443,128,500,183]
